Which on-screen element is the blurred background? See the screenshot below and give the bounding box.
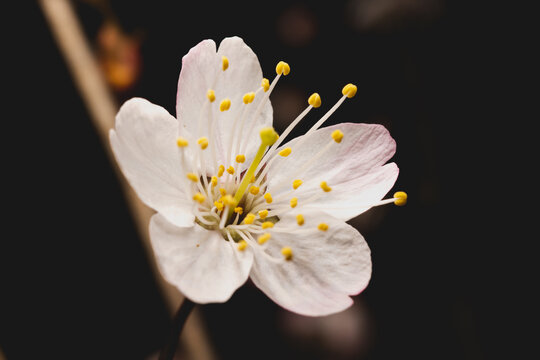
[2,0,528,359]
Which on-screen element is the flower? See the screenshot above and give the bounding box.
[109,36,405,316]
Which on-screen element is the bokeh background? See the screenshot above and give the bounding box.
[2,1,528,359]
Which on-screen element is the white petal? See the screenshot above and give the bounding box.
[150,214,253,303]
[110,98,194,227]
[267,123,398,220]
[176,37,272,169]
[215,37,273,163]
[249,210,371,316]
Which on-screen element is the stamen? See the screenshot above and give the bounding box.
[219,188,227,196]
[393,191,408,206]
[176,137,189,147]
[342,83,357,98]
[261,221,274,229]
[242,92,255,104]
[227,166,235,175]
[219,98,231,112]
[292,179,303,190]
[317,223,329,231]
[197,137,209,150]
[237,240,248,251]
[296,214,304,226]
[211,176,218,187]
[331,129,344,143]
[193,192,205,204]
[290,197,298,208]
[236,154,246,163]
[258,209,268,219]
[281,247,293,261]
[264,192,273,203]
[243,213,256,224]
[187,173,198,182]
[249,186,260,195]
[275,61,291,75]
[217,165,225,177]
[279,147,292,157]
[257,233,271,245]
[320,181,332,192]
[234,206,244,214]
[214,201,224,211]
[222,56,229,71]
[207,89,216,102]
[308,93,322,108]
[261,78,270,92]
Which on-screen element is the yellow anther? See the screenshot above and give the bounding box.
[186,173,198,182]
[249,186,260,195]
[258,209,268,219]
[214,201,224,211]
[227,165,235,175]
[264,192,273,203]
[318,223,329,231]
[275,61,290,76]
[237,240,247,251]
[193,192,205,203]
[261,221,274,229]
[342,83,357,98]
[219,188,227,196]
[217,165,225,177]
[207,89,216,102]
[331,129,344,143]
[292,179,303,190]
[258,233,271,245]
[261,78,270,92]
[219,98,231,112]
[243,213,256,225]
[222,56,229,71]
[221,195,235,207]
[197,137,209,150]
[393,191,408,206]
[281,247,293,261]
[211,176,218,187]
[259,127,279,146]
[176,137,189,147]
[290,197,298,208]
[308,93,322,108]
[234,206,244,214]
[242,92,255,104]
[320,181,332,192]
[296,214,304,226]
[236,154,246,163]
[278,147,292,157]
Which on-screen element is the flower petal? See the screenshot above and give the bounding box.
[249,210,371,316]
[215,37,273,163]
[110,98,194,227]
[176,37,272,169]
[150,214,253,303]
[267,123,398,220]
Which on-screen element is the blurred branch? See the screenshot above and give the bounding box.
[37,1,215,359]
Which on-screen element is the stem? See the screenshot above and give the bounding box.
[158,298,196,360]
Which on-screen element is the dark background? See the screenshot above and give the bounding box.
[2,1,529,359]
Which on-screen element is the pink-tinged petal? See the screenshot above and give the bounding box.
[110,98,194,227]
[249,210,371,316]
[150,214,253,303]
[267,123,398,220]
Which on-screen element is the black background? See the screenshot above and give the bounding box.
[2,1,530,359]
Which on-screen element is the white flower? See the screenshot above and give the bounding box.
[109,36,405,316]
